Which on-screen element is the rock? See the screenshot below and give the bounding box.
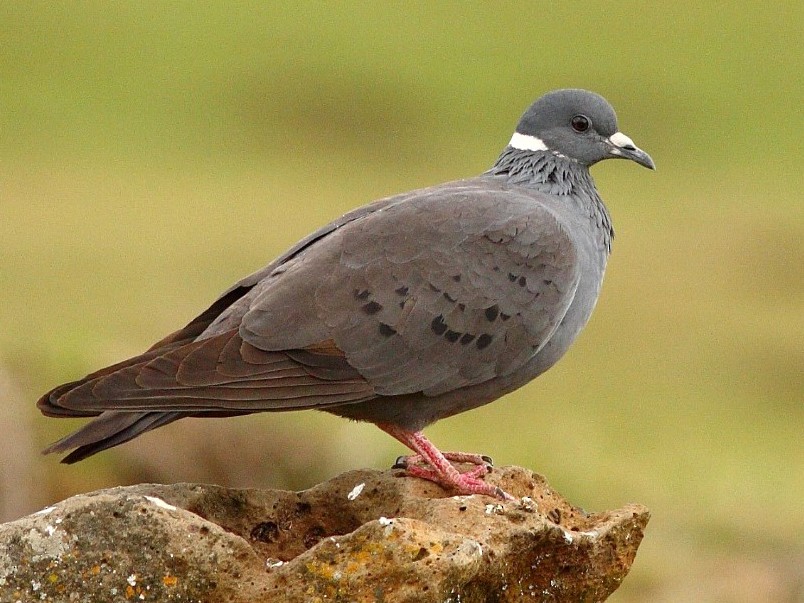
[0,466,649,602]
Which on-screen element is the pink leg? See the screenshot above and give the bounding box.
[378,423,514,501]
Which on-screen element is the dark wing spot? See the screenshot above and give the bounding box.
[543,279,553,286]
[362,301,383,315]
[484,305,499,322]
[443,291,457,303]
[378,323,397,337]
[395,285,409,296]
[431,315,448,336]
[459,333,476,345]
[457,303,466,312]
[452,274,461,282]
[508,273,517,282]
[476,334,493,350]
[444,330,461,343]
[499,312,511,321]
[518,276,527,288]
[354,289,371,300]
[429,283,442,293]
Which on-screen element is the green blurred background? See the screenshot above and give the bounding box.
[1,2,802,601]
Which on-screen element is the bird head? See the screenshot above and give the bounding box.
[510,89,655,170]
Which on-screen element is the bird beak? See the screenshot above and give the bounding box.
[607,132,655,170]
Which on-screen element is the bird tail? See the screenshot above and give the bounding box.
[42,410,185,464]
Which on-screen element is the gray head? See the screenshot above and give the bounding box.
[510,89,655,170]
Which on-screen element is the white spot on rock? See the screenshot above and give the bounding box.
[34,506,56,516]
[127,574,137,586]
[484,503,503,515]
[347,482,365,501]
[378,516,395,537]
[144,496,177,511]
[266,558,284,569]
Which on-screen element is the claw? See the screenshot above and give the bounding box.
[391,456,408,469]
[495,487,516,502]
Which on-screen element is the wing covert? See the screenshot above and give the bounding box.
[242,184,581,397]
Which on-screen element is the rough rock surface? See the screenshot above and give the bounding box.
[0,466,649,602]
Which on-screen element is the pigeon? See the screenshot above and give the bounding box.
[38,89,654,501]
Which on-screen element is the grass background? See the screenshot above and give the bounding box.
[1,2,802,601]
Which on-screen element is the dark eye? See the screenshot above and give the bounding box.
[571,115,590,132]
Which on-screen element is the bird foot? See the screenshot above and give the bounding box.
[402,463,512,499]
[379,424,514,501]
[393,451,493,468]
[393,453,493,491]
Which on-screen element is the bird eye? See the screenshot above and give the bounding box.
[570,115,590,132]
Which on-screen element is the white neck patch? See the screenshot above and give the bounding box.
[509,132,548,152]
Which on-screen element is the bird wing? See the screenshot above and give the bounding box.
[242,181,581,397]
[40,180,579,414]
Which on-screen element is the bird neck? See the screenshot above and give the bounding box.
[485,146,614,251]
[485,147,594,194]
